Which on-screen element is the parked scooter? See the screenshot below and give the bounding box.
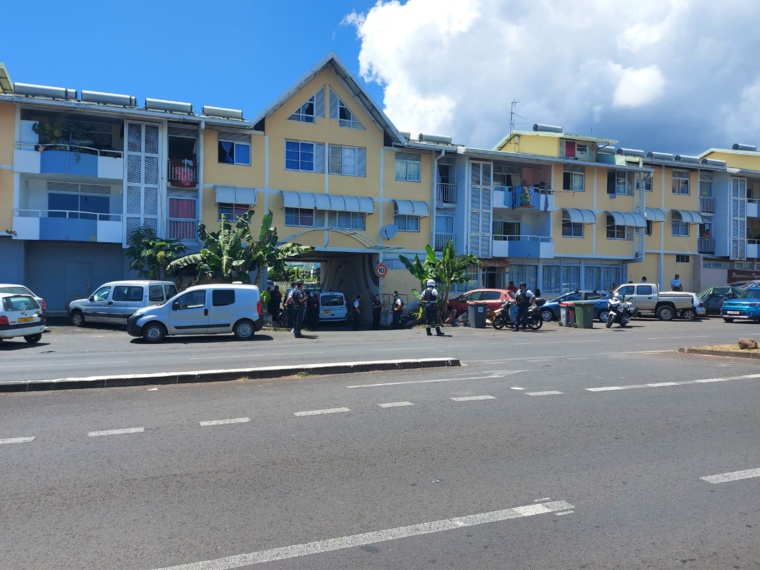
[606,295,634,328]
[493,298,545,330]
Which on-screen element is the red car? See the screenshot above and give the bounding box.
[447,288,515,317]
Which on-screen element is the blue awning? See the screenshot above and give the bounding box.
[671,209,703,224]
[563,208,596,224]
[607,211,646,228]
[394,199,430,217]
[282,191,374,213]
[645,207,666,222]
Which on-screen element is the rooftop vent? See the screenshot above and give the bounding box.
[646,151,675,161]
[533,123,563,133]
[732,143,757,152]
[418,133,452,144]
[202,106,244,120]
[597,145,616,154]
[617,148,645,157]
[145,98,193,114]
[81,90,137,107]
[700,158,726,167]
[675,154,700,164]
[14,82,77,100]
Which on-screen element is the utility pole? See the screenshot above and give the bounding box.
[510,100,520,136]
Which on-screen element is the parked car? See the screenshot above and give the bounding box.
[0,284,46,316]
[447,289,515,318]
[538,290,612,322]
[684,292,707,319]
[613,283,694,321]
[318,292,348,322]
[127,283,263,343]
[697,286,743,315]
[0,293,46,344]
[720,287,760,323]
[68,280,178,327]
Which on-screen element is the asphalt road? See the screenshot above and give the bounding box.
[2,318,760,568]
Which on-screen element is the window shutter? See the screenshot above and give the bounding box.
[314,143,325,173]
[358,148,366,177]
[314,87,324,118]
[607,170,615,194]
[329,88,339,120]
[329,145,341,174]
[563,172,571,190]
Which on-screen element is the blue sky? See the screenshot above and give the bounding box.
[2,0,382,120]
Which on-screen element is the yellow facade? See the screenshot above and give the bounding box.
[0,103,14,231]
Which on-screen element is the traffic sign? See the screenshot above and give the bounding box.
[375,263,388,278]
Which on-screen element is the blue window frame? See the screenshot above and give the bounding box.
[286,141,315,172]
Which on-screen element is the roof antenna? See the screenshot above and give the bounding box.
[510,100,521,136]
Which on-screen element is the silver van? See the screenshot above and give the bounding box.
[318,291,347,322]
[126,283,263,343]
[68,280,178,327]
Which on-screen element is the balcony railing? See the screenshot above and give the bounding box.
[699,196,716,213]
[436,183,456,204]
[15,208,121,221]
[168,219,197,240]
[698,237,716,254]
[16,142,123,158]
[493,234,552,243]
[434,232,456,251]
[168,159,197,187]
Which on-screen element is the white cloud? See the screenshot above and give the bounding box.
[346,0,760,154]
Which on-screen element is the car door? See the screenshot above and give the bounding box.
[634,284,656,311]
[480,290,502,311]
[84,285,112,323]
[168,289,209,334]
[109,285,145,325]
[453,291,482,313]
[207,289,235,333]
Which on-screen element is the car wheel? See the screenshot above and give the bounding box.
[723,318,734,323]
[540,308,554,322]
[655,305,675,321]
[142,322,166,343]
[24,333,42,343]
[597,309,609,323]
[681,308,696,320]
[233,319,255,340]
[71,310,85,327]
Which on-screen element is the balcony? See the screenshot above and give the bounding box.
[748,199,760,219]
[14,143,124,180]
[492,235,554,259]
[494,186,553,212]
[13,208,122,243]
[434,233,456,251]
[699,196,716,213]
[168,219,197,240]
[698,237,716,254]
[168,159,197,188]
[436,183,456,205]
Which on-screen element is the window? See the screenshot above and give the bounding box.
[218,203,250,222]
[584,266,602,290]
[149,285,164,302]
[543,265,561,293]
[561,265,580,291]
[284,208,365,230]
[606,215,633,240]
[643,174,652,192]
[510,264,538,288]
[492,220,520,240]
[671,212,690,237]
[563,165,584,191]
[636,284,654,295]
[168,197,196,240]
[562,140,593,159]
[164,284,178,299]
[218,136,251,165]
[329,88,364,129]
[113,286,144,302]
[285,141,325,172]
[676,255,690,263]
[329,145,366,177]
[285,208,314,227]
[395,153,421,182]
[436,215,454,233]
[92,286,111,302]
[288,88,324,123]
[395,214,420,232]
[212,290,235,306]
[177,290,206,309]
[607,171,634,195]
[562,211,584,237]
[699,173,713,197]
[48,192,110,220]
[602,266,621,290]
[672,171,690,195]
[646,220,653,236]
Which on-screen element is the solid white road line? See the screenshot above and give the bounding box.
[151,499,574,570]
[474,349,672,364]
[450,395,496,401]
[87,427,145,437]
[0,437,35,444]
[2,360,131,369]
[199,418,250,427]
[587,373,760,393]
[190,352,324,360]
[701,468,760,484]
[378,402,414,408]
[294,407,350,417]
[525,391,563,396]
[510,387,525,390]
[347,370,528,389]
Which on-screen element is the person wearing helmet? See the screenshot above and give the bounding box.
[422,278,445,336]
[514,282,535,331]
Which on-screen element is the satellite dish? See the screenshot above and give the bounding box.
[380,224,398,240]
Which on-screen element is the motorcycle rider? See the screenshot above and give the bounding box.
[422,279,445,336]
[514,282,535,332]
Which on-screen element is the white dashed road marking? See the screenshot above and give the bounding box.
[87,427,145,437]
[0,437,35,444]
[587,373,760,393]
[525,391,563,396]
[347,370,527,389]
[199,418,250,427]
[450,395,496,402]
[294,407,351,417]
[150,499,574,569]
[378,402,414,408]
[701,468,760,484]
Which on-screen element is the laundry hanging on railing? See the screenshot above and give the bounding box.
[504,186,542,209]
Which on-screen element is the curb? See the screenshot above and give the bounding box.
[0,357,461,393]
[678,347,760,360]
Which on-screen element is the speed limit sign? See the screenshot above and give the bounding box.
[375,263,388,278]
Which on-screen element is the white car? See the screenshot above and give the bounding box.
[0,293,46,344]
[681,293,706,319]
[0,284,46,315]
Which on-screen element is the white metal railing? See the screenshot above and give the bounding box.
[492,234,552,243]
[699,196,716,212]
[168,219,197,240]
[434,233,456,250]
[436,183,456,204]
[14,208,121,221]
[698,237,716,253]
[15,142,123,159]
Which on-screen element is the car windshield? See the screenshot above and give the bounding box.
[738,289,760,300]
[321,294,344,307]
[2,295,39,311]
[0,286,33,296]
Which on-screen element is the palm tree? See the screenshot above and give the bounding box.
[126,226,187,280]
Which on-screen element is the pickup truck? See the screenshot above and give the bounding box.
[612,283,696,320]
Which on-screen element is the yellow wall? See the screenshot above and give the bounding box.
[499,133,559,157]
[0,169,13,230]
[704,151,760,171]
[202,129,265,188]
[0,102,14,165]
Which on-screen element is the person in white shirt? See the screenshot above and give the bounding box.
[670,274,683,291]
[421,279,445,336]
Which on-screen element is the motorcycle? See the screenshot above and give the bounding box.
[493,298,545,330]
[606,296,634,328]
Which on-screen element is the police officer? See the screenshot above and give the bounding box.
[291,280,307,337]
[514,282,535,332]
[422,279,445,336]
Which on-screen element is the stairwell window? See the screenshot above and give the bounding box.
[329,145,366,177]
[672,171,690,195]
[395,153,421,182]
[563,165,585,191]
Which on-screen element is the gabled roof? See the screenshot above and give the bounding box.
[250,52,406,145]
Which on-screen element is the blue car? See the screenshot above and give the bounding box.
[720,287,760,323]
[538,290,613,322]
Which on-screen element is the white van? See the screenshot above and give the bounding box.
[68,280,178,327]
[126,283,263,343]
[318,291,347,322]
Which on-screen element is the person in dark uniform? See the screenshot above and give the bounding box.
[291,280,307,337]
[371,294,382,330]
[307,291,319,330]
[352,294,362,331]
[392,291,403,329]
[422,279,445,336]
[284,281,297,329]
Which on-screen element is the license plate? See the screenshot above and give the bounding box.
[18,316,34,323]
[726,311,740,315]
[323,310,332,315]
